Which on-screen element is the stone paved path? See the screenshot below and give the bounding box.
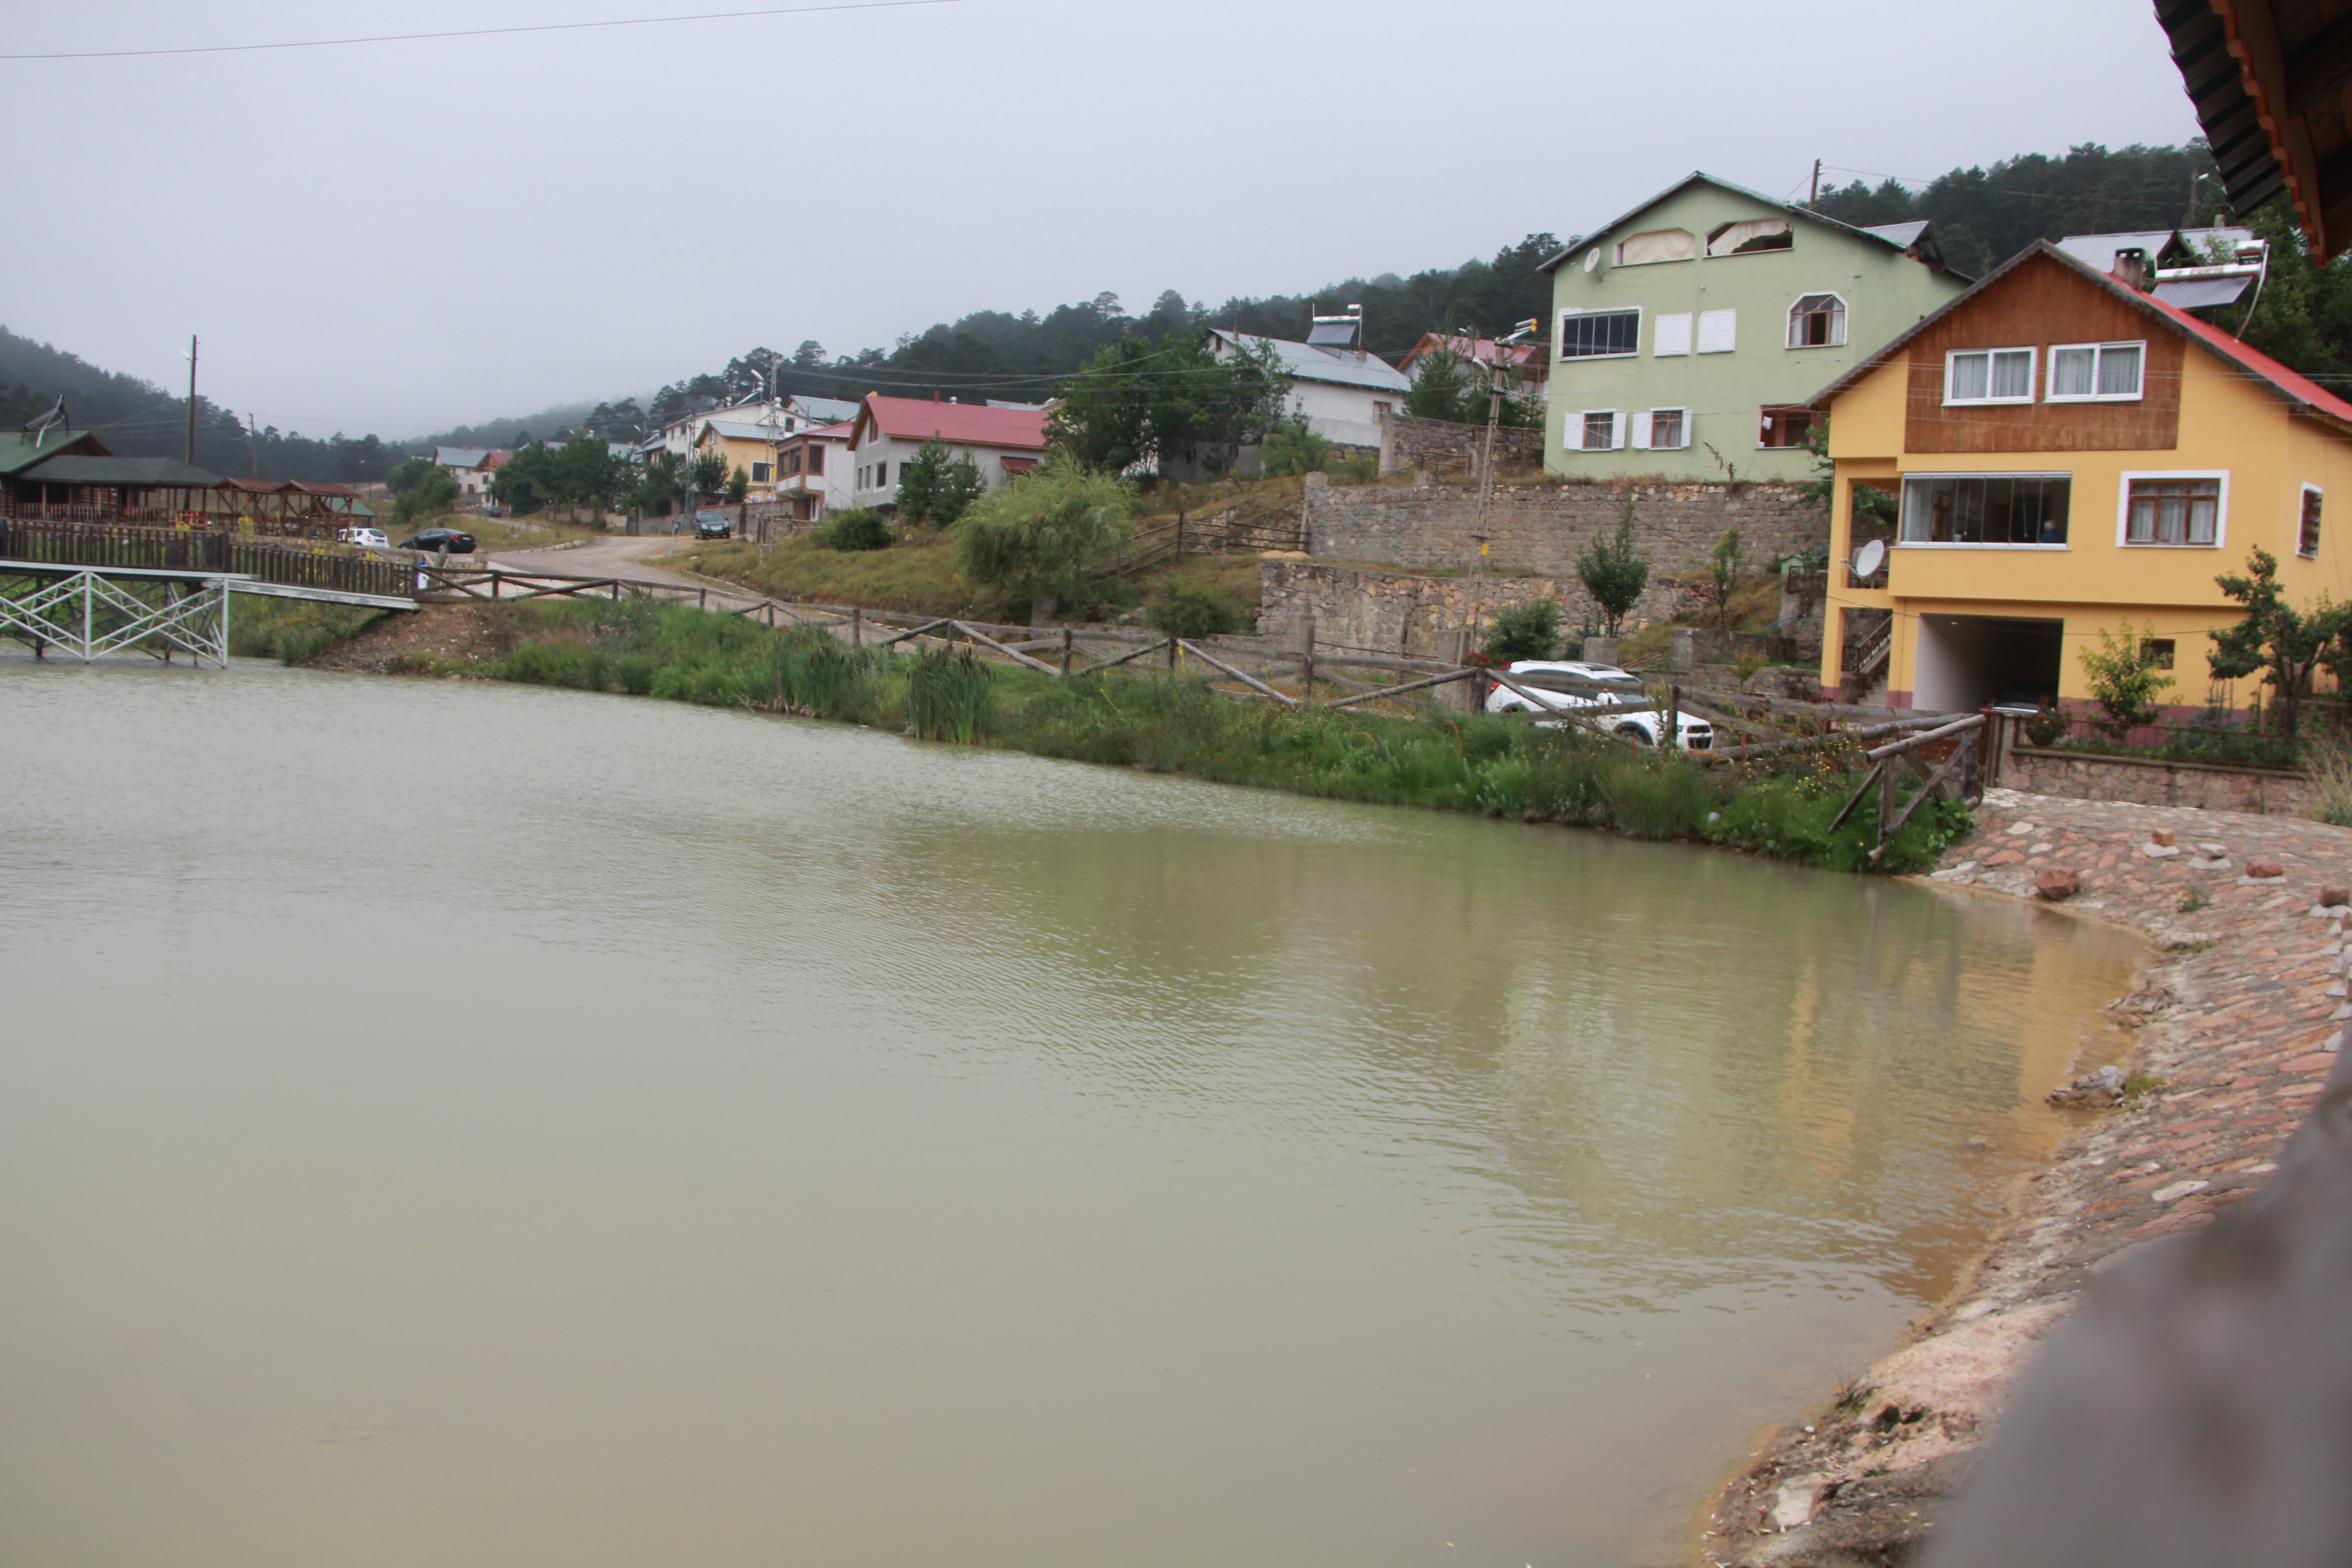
[1703,787,2352,1567]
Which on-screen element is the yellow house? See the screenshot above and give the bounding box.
[693,419,783,498]
[1811,239,2352,712]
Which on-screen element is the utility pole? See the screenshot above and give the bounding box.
[247,413,259,479]
[1471,320,1539,651]
[1808,158,1821,207]
[184,335,199,464]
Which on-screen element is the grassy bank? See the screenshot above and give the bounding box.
[683,528,1265,624]
[229,595,388,664]
[475,597,1968,874]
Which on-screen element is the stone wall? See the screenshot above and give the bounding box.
[2003,747,2317,815]
[1305,477,1827,583]
[1376,409,1545,482]
[1256,560,1564,659]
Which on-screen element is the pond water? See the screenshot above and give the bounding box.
[0,662,2140,1568]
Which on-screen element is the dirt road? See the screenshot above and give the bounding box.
[483,532,767,610]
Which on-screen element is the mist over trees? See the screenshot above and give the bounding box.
[0,326,397,483]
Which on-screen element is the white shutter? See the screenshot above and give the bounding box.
[1610,412,1627,450]
[1653,313,1693,357]
[1629,411,1653,450]
[1697,309,1739,354]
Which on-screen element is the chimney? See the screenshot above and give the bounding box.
[2112,246,2153,291]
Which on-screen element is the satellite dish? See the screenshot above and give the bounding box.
[1852,539,1886,578]
[1583,248,1601,273]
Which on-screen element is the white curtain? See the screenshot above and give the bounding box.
[1615,228,1696,265]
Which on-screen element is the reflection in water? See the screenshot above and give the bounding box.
[0,663,2138,1567]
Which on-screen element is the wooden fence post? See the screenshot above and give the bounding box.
[851,607,862,646]
[1060,625,1073,675]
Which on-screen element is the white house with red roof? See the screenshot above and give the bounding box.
[845,395,1051,516]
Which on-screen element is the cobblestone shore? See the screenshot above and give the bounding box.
[1702,787,2352,1567]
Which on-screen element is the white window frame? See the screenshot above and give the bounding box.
[1556,306,1642,362]
[2046,340,2146,402]
[1578,410,1625,451]
[1696,308,1738,355]
[1630,407,1689,451]
[1943,347,2039,406]
[2115,470,2230,549]
[2300,482,2323,559]
[1785,292,1849,350]
[1652,312,1693,357]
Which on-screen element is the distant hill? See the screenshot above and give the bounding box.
[1809,142,2224,279]
[405,401,602,454]
[0,325,398,484]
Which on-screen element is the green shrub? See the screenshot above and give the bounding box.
[1259,421,1334,478]
[1148,585,1248,639]
[816,508,892,552]
[1481,599,1561,663]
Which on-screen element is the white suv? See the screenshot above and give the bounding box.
[1484,661,1714,749]
[338,527,390,549]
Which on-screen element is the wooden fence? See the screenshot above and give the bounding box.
[0,519,416,601]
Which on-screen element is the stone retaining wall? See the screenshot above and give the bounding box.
[2005,747,2316,816]
[1255,560,1562,659]
[1304,477,1826,582]
[1375,409,1544,481]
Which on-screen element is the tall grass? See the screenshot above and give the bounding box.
[228,597,386,664]
[480,598,1969,874]
[2304,737,2352,828]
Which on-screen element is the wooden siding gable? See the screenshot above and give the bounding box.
[1903,255,2182,454]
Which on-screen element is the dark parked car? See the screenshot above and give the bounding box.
[398,528,477,554]
[694,509,732,540]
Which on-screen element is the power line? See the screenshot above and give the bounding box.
[0,0,964,62]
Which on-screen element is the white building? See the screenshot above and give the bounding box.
[432,446,509,501]
[772,420,857,524]
[1206,326,1413,450]
[845,395,1050,516]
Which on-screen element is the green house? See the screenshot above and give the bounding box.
[1539,173,1968,483]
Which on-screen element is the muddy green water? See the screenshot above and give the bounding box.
[0,662,2140,1568]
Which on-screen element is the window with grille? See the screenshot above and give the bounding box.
[2123,476,2223,546]
[2299,485,2322,557]
[1557,309,1641,359]
[1945,348,2037,404]
[1899,474,2073,544]
[2048,341,2145,401]
[1787,294,1847,348]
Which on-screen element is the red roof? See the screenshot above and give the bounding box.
[2138,289,2352,427]
[217,476,278,493]
[1809,240,2352,433]
[856,395,1048,451]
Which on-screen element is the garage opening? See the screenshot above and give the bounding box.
[1911,615,2063,713]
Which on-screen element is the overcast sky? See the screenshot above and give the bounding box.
[4,0,2202,439]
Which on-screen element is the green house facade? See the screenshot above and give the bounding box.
[1540,174,1968,482]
